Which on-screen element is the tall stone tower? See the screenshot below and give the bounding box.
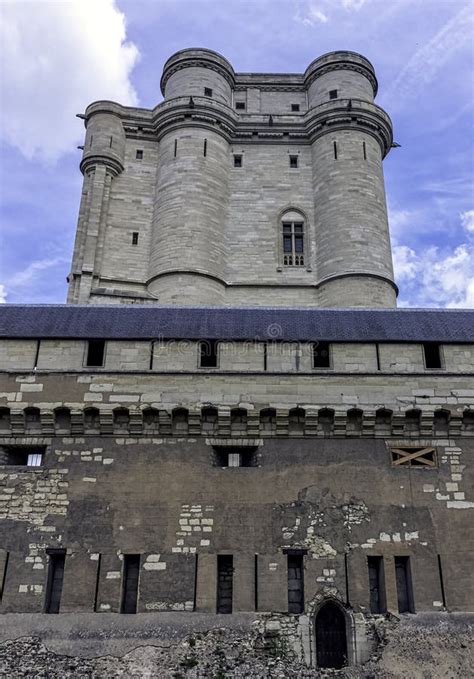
[68,49,396,307]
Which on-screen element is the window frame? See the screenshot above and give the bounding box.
[198,339,219,369]
[277,209,309,270]
[235,101,246,111]
[204,87,213,97]
[312,341,332,369]
[282,220,305,266]
[390,446,437,468]
[291,103,300,112]
[329,89,338,100]
[233,154,243,168]
[289,155,299,169]
[84,339,106,368]
[422,342,444,370]
[135,149,143,160]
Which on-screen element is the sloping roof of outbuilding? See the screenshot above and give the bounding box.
[0,305,472,343]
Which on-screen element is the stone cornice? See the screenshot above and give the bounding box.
[79,154,124,177]
[160,49,236,95]
[133,97,393,157]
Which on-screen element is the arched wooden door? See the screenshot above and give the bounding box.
[315,602,347,669]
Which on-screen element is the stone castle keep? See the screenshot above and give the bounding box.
[0,49,473,674]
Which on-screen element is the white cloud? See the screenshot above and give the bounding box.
[393,242,474,308]
[460,210,474,234]
[0,0,139,162]
[295,2,328,25]
[386,4,474,102]
[9,257,70,290]
[0,284,7,304]
[295,0,370,25]
[341,0,367,9]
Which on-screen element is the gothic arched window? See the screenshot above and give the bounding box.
[281,211,305,266]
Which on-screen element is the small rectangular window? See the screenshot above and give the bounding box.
[203,139,207,157]
[214,447,257,467]
[45,550,66,614]
[329,89,338,99]
[204,87,213,97]
[174,139,178,157]
[199,340,218,368]
[86,340,105,367]
[235,101,246,110]
[363,141,367,160]
[121,554,140,614]
[333,140,338,159]
[291,104,300,112]
[217,555,233,613]
[391,446,436,467]
[394,556,414,613]
[233,154,242,168]
[132,232,139,245]
[368,556,386,613]
[287,554,304,614]
[289,155,298,169]
[313,341,331,368]
[0,446,45,466]
[423,343,442,369]
[135,149,143,160]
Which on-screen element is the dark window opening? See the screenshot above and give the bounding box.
[86,339,105,367]
[313,341,331,368]
[363,141,367,160]
[235,101,246,110]
[368,556,386,613]
[203,139,207,156]
[45,550,65,614]
[423,343,442,369]
[109,135,113,147]
[289,155,298,168]
[391,446,436,467]
[282,220,304,266]
[132,232,139,245]
[395,556,414,613]
[199,340,218,368]
[174,139,178,157]
[217,555,233,613]
[291,103,300,112]
[333,140,338,159]
[329,89,338,99]
[233,154,242,167]
[0,445,45,467]
[121,554,140,614]
[316,602,347,669]
[214,446,257,468]
[135,149,143,160]
[287,554,304,613]
[204,87,213,97]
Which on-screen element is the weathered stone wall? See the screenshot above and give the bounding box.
[0,431,472,616]
[1,337,473,375]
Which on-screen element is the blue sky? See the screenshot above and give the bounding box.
[0,0,473,307]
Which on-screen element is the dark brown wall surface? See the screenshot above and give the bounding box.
[0,437,472,615]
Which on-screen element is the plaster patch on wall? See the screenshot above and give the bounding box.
[143,554,167,570]
[174,503,214,553]
[18,584,43,594]
[145,600,193,611]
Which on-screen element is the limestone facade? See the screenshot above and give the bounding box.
[68,49,396,307]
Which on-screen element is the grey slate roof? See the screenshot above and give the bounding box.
[0,305,473,343]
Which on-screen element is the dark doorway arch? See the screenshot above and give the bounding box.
[315,601,347,669]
